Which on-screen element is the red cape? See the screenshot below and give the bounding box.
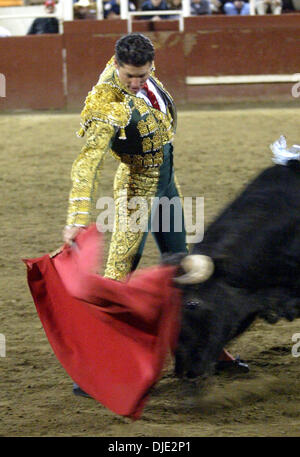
[24,225,182,420]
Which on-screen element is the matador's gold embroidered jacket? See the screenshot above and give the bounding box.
[66,56,177,228]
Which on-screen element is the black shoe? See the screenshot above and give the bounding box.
[73,383,91,398]
[215,355,249,374]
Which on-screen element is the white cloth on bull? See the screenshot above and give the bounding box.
[271,135,300,166]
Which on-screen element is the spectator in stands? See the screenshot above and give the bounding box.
[167,0,182,9]
[223,0,250,14]
[0,26,12,37]
[191,0,212,14]
[210,0,223,12]
[291,0,300,11]
[281,0,295,10]
[166,0,182,19]
[27,0,59,35]
[103,0,136,19]
[73,0,97,19]
[256,0,282,13]
[141,0,170,20]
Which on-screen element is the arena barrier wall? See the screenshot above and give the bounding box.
[0,15,300,110]
[0,35,64,110]
[63,21,126,110]
[183,15,300,103]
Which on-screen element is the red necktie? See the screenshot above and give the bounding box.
[142,82,161,111]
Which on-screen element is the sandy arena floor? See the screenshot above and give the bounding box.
[1,106,300,437]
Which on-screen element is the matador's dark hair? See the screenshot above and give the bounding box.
[115,33,155,67]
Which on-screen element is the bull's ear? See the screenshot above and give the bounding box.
[174,255,214,285]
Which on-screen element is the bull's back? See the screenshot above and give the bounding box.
[193,163,300,289]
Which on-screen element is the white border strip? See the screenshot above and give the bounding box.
[186,74,300,85]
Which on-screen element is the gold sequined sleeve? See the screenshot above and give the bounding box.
[66,121,116,227]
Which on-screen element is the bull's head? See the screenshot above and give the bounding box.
[170,254,258,379]
[174,279,258,379]
[171,254,222,377]
[165,253,300,379]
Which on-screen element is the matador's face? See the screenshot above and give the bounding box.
[115,59,153,95]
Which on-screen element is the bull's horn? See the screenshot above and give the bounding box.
[174,254,214,285]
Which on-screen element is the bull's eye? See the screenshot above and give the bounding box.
[185,300,201,310]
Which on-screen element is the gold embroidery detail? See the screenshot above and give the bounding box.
[137,120,149,137]
[104,163,160,280]
[152,131,162,151]
[143,154,154,168]
[153,110,164,122]
[119,128,126,140]
[131,155,143,168]
[132,97,150,117]
[147,114,158,133]
[67,122,115,227]
[142,137,153,153]
[77,84,132,137]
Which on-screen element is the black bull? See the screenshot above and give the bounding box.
[167,160,300,379]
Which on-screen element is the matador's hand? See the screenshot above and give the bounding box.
[63,226,83,246]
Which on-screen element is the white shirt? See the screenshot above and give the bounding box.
[137,79,167,114]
